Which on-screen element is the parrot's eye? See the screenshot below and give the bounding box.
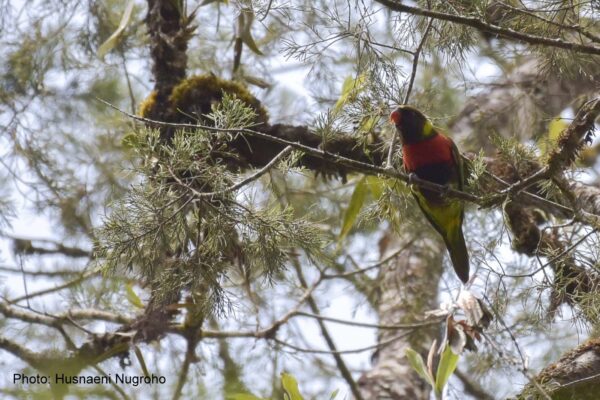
[390,110,401,124]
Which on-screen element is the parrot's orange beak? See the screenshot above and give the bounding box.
[390,109,401,125]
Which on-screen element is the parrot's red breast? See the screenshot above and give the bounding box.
[402,132,454,172]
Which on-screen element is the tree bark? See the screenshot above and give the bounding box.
[514,338,600,400]
[449,58,599,150]
[357,53,599,400]
[358,234,443,399]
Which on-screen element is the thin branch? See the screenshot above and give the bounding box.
[0,264,82,277]
[171,274,325,340]
[483,296,553,400]
[495,1,600,44]
[171,146,293,199]
[0,300,133,327]
[291,257,364,400]
[64,309,134,324]
[7,268,100,304]
[5,234,92,258]
[374,0,600,55]
[454,369,495,400]
[272,330,412,355]
[96,98,480,203]
[0,336,42,366]
[403,18,433,105]
[322,241,414,279]
[386,15,433,169]
[98,99,600,231]
[294,311,444,330]
[172,337,197,400]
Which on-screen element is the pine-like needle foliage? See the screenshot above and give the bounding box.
[96,96,326,314]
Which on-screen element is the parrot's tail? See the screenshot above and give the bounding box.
[444,228,470,284]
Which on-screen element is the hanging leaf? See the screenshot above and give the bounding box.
[333,74,367,114]
[365,175,386,199]
[405,348,435,387]
[97,0,136,59]
[538,117,569,155]
[228,394,265,400]
[547,117,569,143]
[339,176,368,241]
[329,388,340,399]
[201,0,229,5]
[281,372,304,400]
[239,10,264,56]
[125,283,144,309]
[121,132,141,149]
[133,346,150,377]
[358,114,379,134]
[434,344,460,397]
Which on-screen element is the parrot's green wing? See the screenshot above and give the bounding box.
[410,134,469,283]
[448,132,465,191]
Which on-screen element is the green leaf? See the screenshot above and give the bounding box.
[405,348,434,388]
[125,283,144,309]
[121,132,140,149]
[333,74,367,114]
[329,388,340,399]
[97,0,136,59]
[339,176,368,241]
[227,394,265,400]
[434,344,460,396]
[281,372,304,400]
[365,176,385,200]
[133,346,150,377]
[547,117,568,143]
[201,0,228,5]
[358,115,379,134]
[538,117,568,155]
[239,10,264,56]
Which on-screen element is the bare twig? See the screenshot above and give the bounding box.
[374,0,600,55]
[454,369,495,400]
[272,330,412,355]
[7,268,100,304]
[170,146,293,199]
[97,98,600,232]
[322,241,414,279]
[291,257,364,400]
[294,311,444,330]
[403,18,433,105]
[96,98,480,203]
[172,337,197,400]
[386,15,433,169]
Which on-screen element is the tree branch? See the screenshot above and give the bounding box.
[374,0,600,55]
[291,256,364,400]
[515,338,600,399]
[547,96,600,176]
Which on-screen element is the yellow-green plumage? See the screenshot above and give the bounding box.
[412,187,469,284]
[390,106,470,283]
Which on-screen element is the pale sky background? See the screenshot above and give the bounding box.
[0,1,594,398]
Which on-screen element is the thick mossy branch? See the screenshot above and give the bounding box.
[517,339,600,400]
[145,0,194,123]
[375,0,600,55]
[547,96,600,176]
[139,74,269,131]
[138,74,386,178]
[168,75,269,126]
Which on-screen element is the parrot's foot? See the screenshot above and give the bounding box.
[440,184,451,197]
[408,173,418,185]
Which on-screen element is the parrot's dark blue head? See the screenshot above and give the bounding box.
[390,106,435,144]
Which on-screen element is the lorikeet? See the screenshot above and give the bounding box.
[390,105,470,283]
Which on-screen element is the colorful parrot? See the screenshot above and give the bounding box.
[390,105,470,283]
